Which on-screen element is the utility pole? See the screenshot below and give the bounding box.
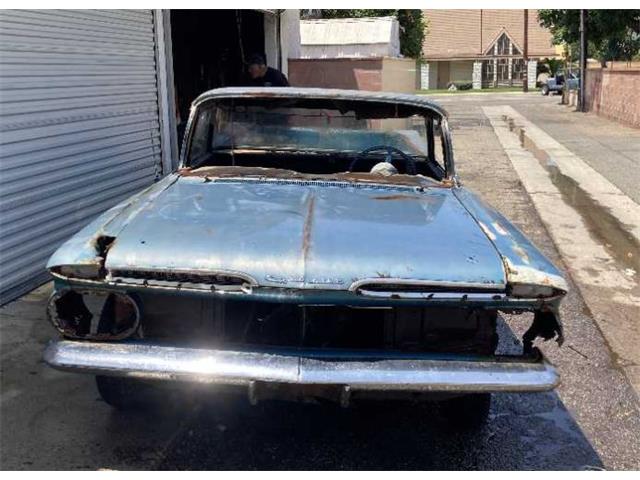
[579,9,588,112]
[523,9,529,92]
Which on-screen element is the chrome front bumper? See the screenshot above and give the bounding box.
[44,340,559,393]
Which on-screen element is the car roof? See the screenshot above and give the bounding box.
[192,87,448,119]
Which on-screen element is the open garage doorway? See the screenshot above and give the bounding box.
[169,10,266,143]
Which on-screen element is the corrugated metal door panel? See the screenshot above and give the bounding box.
[1,172,154,261]
[3,171,153,243]
[1,148,159,200]
[1,175,154,291]
[0,119,160,158]
[1,170,155,262]
[1,136,160,180]
[0,10,153,34]
[1,111,159,142]
[0,9,163,304]
[0,131,160,168]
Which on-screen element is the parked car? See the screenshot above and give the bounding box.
[44,87,567,427]
[542,71,579,95]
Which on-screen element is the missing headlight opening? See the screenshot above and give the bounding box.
[522,309,564,354]
[47,290,139,340]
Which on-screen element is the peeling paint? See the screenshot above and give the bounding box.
[512,244,531,265]
[478,221,497,241]
[492,221,509,236]
[503,257,568,293]
[301,194,316,265]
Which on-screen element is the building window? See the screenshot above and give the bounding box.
[495,32,520,56]
[483,31,525,87]
[481,60,494,86]
[496,34,509,55]
[512,58,526,82]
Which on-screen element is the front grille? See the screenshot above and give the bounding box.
[137,293,498,355]
[109,269,249,286]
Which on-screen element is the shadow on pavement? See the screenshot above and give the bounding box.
[103,319,603,470]
[1,290,603,470]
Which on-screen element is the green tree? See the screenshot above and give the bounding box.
[315,9,426,59]
[541,57,563,76]
[538,10,640,65]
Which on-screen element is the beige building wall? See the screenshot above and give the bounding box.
[449,61,474,82]
[480,9,554,57]
[423,10,481,59]
[381,57,418,93]
[423,9,556,60]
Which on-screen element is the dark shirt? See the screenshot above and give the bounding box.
[249,67,290,87]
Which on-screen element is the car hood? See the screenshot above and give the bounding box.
[102,176,506,290]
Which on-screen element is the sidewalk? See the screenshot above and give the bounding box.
[483,104,640,397]
[514,101,640,204]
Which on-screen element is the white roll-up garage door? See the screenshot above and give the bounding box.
[0,9,164,304]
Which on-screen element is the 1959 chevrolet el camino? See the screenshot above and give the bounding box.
[43,87,567,426]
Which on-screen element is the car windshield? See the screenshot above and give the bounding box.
[185,97,448,182]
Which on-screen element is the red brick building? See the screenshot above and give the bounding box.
[421,9,558,89]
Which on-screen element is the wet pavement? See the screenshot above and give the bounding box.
[479,102,640,394]
[1,92,639,470]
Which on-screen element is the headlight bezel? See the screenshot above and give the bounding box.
[50,264,102,280]
[47,288,141,341]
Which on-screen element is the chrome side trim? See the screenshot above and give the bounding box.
[44,340,559,393]
[357,290,506,300]
[348,278,506,292]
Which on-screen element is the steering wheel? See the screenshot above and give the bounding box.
[349,145,417,175]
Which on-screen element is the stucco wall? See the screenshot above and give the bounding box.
[289,57,417,93]
[585,69,640,128]
[289,58,384,91]
[381,57,418,93]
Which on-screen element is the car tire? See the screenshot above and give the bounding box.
[541,85,550,96]
[95,375,158,410]
[438,393,491,429]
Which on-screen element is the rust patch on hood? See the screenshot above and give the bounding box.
[371,194,419,201]
[302,194,316,264]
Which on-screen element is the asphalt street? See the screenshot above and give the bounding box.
[1,92,639,470]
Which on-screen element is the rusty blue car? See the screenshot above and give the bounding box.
[43,88,567,427]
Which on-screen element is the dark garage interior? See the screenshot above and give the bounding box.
[170,9,266,138]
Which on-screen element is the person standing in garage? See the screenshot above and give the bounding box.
[246,53,290,87]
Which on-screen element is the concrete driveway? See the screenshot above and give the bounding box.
[1,92,639,470]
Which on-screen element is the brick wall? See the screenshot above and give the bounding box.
[423,9,555,59]
[585,69,640,128]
